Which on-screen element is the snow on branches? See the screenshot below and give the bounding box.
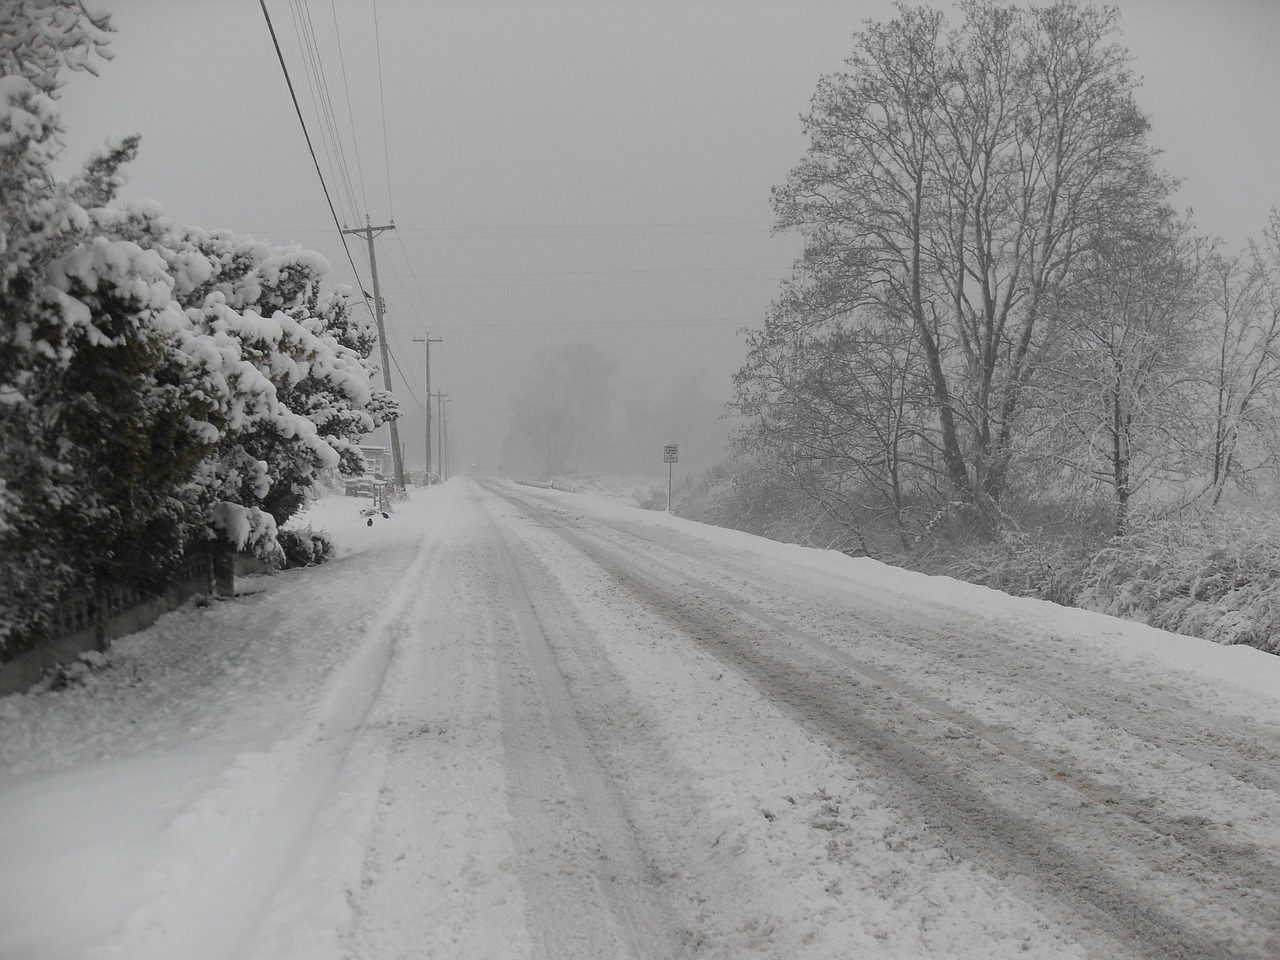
[0,1,112,96]
[0,7,391,654]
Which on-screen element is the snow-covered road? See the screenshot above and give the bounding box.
[3,479,1279,959]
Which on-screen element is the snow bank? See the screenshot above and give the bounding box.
[541,485,1280,721]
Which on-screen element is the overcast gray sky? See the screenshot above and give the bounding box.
[55,0,1280,476]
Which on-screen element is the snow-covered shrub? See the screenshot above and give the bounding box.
[943,529,1094,608]
[187,240,396,532]
[1080,514,1280,654]
[636,484,668,511]
[0,145,216,653]
[675,455,872,554]
[0,7,393,656]
[0,9,166,654]
[929,491,1115,605]
[277,528,335,569]
[31,649,111,694]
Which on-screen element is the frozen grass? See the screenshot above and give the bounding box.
[1080,514,1280,654]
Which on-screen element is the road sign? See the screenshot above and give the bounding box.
[663,444,679,512]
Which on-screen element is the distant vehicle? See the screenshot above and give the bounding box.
[344,477,376,497]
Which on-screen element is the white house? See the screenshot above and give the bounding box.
[358,445,393,478]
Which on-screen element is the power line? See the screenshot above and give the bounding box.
[379,232,436,333]
[291,0,364,220]
[370,234,436,414]
[386,315,760,333]
[384,335,424,409]
[361,264,790,280]
[287,0,349,219]
[374,291,427,411]
[389,227,776,242]
[372,0,394,218]
[280,8,418,464]
[328,274,788,291]
[238,220,776,240]
[327,0,371,217]
[258,0,367,292]
[394,220,775,231]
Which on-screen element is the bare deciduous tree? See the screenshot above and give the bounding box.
[748,0,1169,524]
[1200,215,1280,505]
[1037,211,1203,533]
[735,281,938,553]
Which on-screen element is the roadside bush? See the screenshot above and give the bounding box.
[0,11,392,657]
[674,457,870,554]
[943,530,1095,608]
[930,493,1114,604]
[637,485,667,511]
[1080,514,1280,654]
[277,529,336,569]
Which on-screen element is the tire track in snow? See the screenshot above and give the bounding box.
[565,529,1278,959]
[625,511,1280,798]
[342,495,533,960]
[479,493,688,960]
[86,520,447,960]
[587,525,1280,866]
[490,482,1280,799]
[483,484,1279,960]
[547,495,1280,920]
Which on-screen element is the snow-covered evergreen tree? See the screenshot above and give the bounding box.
[0,3,394,655]
[0,2,140,653]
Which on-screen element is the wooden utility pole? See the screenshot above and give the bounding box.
[342,218,405,490]
[434,392,449,481]
[442,400,451,480]
[413,335,442,482]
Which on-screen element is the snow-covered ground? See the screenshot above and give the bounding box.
[2,478,1278,960]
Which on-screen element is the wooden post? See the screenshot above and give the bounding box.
[212,544,236,598]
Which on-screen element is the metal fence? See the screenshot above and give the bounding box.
[0,552,216,696]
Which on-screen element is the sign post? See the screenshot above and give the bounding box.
[663,443,679,512]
